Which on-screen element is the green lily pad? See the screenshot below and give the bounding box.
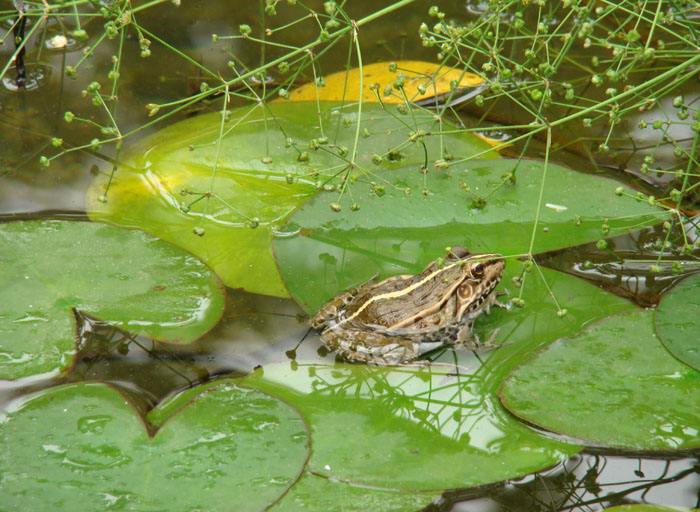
[0,220,225,380]
[245,362,578,491]
[460,265,637,385]
[269,472,435,511]
[655,273,700,371]
[0,380,309,511]
[272,158,664,313]
[244,266,635,491]
[87,101,497,297]
[500,311,700,451]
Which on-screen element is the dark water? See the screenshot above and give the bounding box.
[1,1,699,510]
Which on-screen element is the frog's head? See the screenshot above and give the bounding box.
[465,253,504,283]
[444,247,504,285]
[455,252,505,317]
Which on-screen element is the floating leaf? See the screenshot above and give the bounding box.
[269,472,435,511]
[273,158,665,313]
[0,380,309,511]
[0,220,224,380]
[245,361,578,491]
[654,273,700,371]
[286,60,483,105]
[462,265,637,384]
[88,102,497,297]
[500,311,700,451]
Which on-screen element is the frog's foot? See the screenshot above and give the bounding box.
[455,324,501,351]
[478,328,502,350]
[321,329,431,366]
[482,291,511,315]
[494,290,511,310]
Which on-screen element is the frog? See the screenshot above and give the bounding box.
[310,247,506,365]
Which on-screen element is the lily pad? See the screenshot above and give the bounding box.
[245,361,578,491]
[654,273,700,371]
[460,266,637,385]
[273,158,665,313]
[244,266,635,490]
[88,101,498,296]
[0,220,224,380]
[286,60,483,104]
[269,472,435,511]
[500,311,700,451]
[0,380,309,511]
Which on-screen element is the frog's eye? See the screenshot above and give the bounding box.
[472,263,485,277]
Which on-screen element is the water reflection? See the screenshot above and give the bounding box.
[1,0,699,508]
[65,290,320,409]
[1,64,51,92]
[539,217,700,306]
[437,454,700,511]
[245,360,576,491]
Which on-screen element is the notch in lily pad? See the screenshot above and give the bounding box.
[0,220,225,380]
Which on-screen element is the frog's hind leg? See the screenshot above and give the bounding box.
[321,328,425,366]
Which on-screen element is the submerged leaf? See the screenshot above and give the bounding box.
[0,380,309,511]
[273,158,665,313]
[655,273,700,371]
[500,311,700,451]
[88,102,497,297]
[0,220,224,380]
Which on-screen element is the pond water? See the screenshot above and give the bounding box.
[1,1,699,511]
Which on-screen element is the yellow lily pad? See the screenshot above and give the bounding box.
[287,60,483,104]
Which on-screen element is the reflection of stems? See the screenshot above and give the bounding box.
[12,1,27,88]
[555,463,697,511]
[125,332,196,387]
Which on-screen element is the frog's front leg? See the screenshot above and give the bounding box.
[320,328,437,366]
[491,290,511,312]
[482,291,511,315]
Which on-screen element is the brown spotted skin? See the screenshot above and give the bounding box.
[311,249,505,365]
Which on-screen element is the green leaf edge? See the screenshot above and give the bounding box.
[653,272,700,372]
[497,310,700,453]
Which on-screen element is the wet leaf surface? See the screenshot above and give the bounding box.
[0,220,225,380]
[441,266,638,387]
[269,472,435,511]
[500,311,700,451]
[273,158,665,313]
[0,380,309,511]
[88,101,497,297]
[654,273,700,371]
[244,361,579,491]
